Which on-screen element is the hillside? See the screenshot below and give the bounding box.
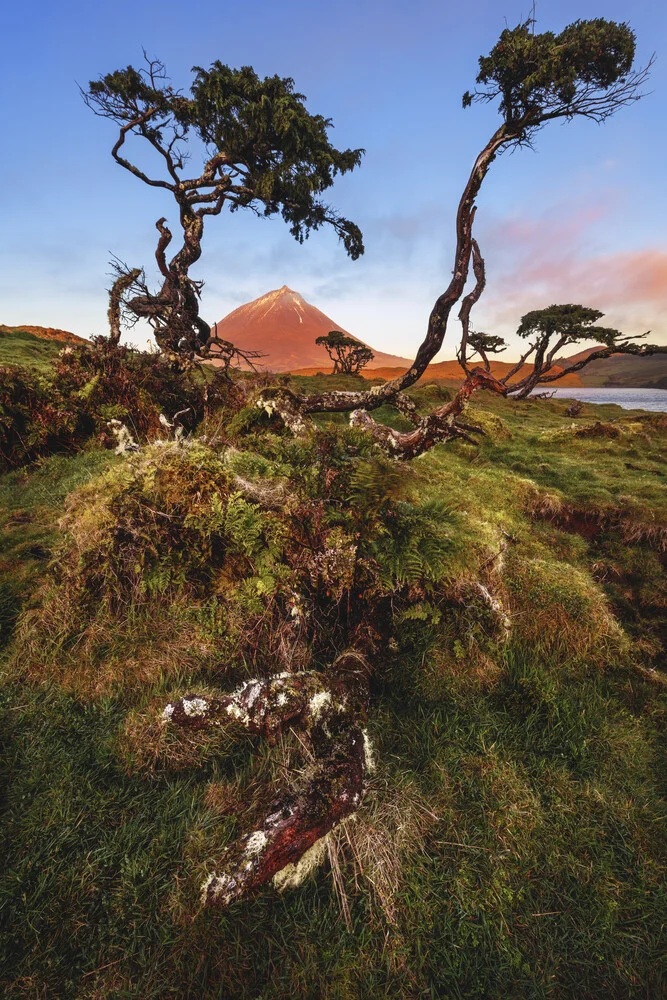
[1,368,665,998]
[0,325,87,371]
[558,346,667,388]
[291,357,586,386]
[211,286,412,371]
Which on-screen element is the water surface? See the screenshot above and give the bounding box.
[534,387,667,413]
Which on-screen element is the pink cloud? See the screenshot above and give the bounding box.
[477,201,667,345]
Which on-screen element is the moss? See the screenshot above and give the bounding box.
[1,379,666,997]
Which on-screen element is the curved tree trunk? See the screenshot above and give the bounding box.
[296,125,515,416]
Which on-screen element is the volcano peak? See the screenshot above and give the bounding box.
[212,288,412,372]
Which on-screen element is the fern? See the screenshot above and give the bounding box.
[367,499,456,589]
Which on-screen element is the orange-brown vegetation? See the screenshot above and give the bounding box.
[291,358,585,385]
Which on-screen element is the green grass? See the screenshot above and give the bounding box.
[0,328,64,371]
[0,450,120,648]
[1,386,666,998]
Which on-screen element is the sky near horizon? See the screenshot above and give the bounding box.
[2,0,666,361]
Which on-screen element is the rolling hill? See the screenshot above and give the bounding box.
[557,346,667,389]
[0,325,87,371]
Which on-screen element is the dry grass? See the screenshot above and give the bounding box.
[10,601,218,697]
[506,554,628,662]
[327,775,437,932]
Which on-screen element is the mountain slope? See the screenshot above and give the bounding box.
[555,346,667,388]
[291,358,585,386]
[212,286,412,372]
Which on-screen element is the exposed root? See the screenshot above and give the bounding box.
[472,581,512,638]
[350,370,506,459]
[162,652,372,907]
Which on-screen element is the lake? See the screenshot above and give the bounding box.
[533,387,667,413]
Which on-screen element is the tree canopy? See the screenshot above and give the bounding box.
[315,331,375,375]
[288,17,653,440]
[463,18,643,129]
[84,58,364,355]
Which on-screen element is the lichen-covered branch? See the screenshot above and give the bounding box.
[162,652,372,906]
[254,388,313,436]
[107,267,142,345]
[350,369,506,460]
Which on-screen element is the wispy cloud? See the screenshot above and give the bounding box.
[477,196,667,348]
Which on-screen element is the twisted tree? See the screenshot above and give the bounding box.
[86,18,662,910]
[84,59,363,359]
[499,304,659,399]
[315,331,375,375]
[274,18,658,454]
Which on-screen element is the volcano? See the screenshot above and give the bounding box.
[211,286,413,372]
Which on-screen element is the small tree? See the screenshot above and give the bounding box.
[499,304,652,399]
[315,331,375,374]
[84,59,364,357]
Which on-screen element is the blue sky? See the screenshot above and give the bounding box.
[2,0,665,359]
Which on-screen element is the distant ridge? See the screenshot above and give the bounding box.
[211,286,412,372]
[0,324,87,345]
[291,359,585,386]
[557,346,667,389]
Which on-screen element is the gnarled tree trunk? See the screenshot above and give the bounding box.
[162,651,372,906]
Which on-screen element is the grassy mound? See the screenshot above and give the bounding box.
[0,327,67,371]
[1,376,666,998]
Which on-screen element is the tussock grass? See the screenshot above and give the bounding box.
[1,385,666,997]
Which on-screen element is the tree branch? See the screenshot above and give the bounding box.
[162,653,372,907]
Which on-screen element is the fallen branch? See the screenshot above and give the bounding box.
[162,651,372,906]
[350,370,506,459]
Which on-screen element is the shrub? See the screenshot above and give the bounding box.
[0,343,237,471]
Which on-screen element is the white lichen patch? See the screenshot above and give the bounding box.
[272,834,330,892]
[276,692,287,707]
[245,829,268,855]
[182,697,209,717]
[108,419,139,455]
[200,870,237,905]
[244,681,262,709]
[475,583,512,636]
[308,690,332,721]
[362,729,376,773]
[161,703,175,722]
[225,702,250,725]
[258,397,276,417]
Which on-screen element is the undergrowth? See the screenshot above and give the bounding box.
[0,369,665,998]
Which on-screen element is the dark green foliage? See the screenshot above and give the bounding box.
[464,18,637,125]
[315,330,375,374]
[468,331,507,357]
[517,303,625,348]
[186,64,364,257]
[86,60,364,259]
